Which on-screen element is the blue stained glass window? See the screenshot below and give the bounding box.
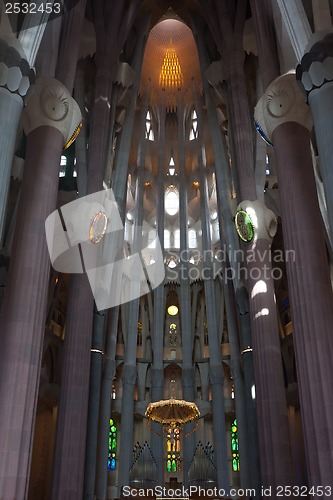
[108,419,117,471]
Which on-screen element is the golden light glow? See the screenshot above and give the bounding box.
[167,305,178,316]
[159,40,184,90]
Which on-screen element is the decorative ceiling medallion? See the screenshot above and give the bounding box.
[89,211,108,244]
[235,210,254,243]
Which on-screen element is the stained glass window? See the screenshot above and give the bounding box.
[108,419,117,471]
[166,426,181,471]
[169,323,177,346]
[231,418,240,472]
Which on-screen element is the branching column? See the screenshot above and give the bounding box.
[118,95,148,490]
[256,73,333,490]
[297,32,333,242]
[0,37,33,245]
[151,102,166,486]
[177,92,196,485]
[0,77,80,500]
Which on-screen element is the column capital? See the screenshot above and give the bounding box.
[296,30,333,98]
[22,77,82,149]
[236,199,277,243]
[182,367,195,388]
[121,364,137,386]
[209,365,224,386]
[150,368,164,389]
[254,72,312,145]
[0,36,34,99]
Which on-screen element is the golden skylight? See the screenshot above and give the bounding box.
[159,40,184,90]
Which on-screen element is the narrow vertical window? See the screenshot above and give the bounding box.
[166,426,181,471]
[108,419,117,471]
[231,418,240,472]
[189,109,198,141]
[145,110,154,141]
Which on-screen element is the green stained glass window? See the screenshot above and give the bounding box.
[231,418,240,472]
[108,419,117,471]
[166,427,181,472]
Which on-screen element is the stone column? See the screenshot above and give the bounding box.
[255,72,333,489]
[273,0,312,61]
[0,77,81,500]
[200,6,294,488]
[84,309,106,500]
[196,105,229,489]
[51,6,141,498]
[195,25,261,492]
[0,37,34,245]
[95,307,119,500]
[177,91,195,486]
[312,0,332,31]
[297,32,333,242]
[118,95,148,490]
[151,100,166,486]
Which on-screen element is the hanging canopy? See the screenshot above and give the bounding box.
[145,398,200,426]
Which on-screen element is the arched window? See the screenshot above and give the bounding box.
[164,229,171,249]
[166,426,181,471]
[59,155,67,177]
[148,229,157,249]
[169,323,177,346]
[189,109,198,141]
[165,186,179,216]
[173,229,180,249]
[188,229,197,249]
[231,418,240,472]
[168,156,176,176]
[145,110,154,141]
[108,419,117,471]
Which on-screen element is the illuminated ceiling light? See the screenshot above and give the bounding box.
[193,181,199,189]
[168,305,178,316]
[144,181,151,188]
[159,40,184,90]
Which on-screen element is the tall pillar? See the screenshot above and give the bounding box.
[0,77,81,500]
[273,0,312,61]
[84,309,106,500]
[177,91,196,486]
[95,307,119,500]
[197,163,229,492]
[0,37,33,245]
[151,101,166,486]
[312,0,332,31]
[201,1,294,488]
[118,95,148,490]
[297,32,333,242]
[255,72,333,489]
[51,5,141,497]
[194,93,229,489]
[195,23,261,492]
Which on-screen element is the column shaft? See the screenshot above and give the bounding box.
[272,122,333,488]
[0,127,63,500]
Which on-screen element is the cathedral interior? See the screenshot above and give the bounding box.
[1,0,333,499]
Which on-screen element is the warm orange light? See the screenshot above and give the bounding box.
[159,41,184,90]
